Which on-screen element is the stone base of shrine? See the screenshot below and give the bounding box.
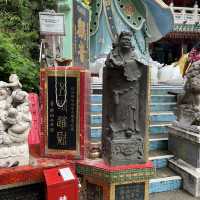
[169,158,200,197]
[77,159,155,200]
[0,144,74,200]
[0,143,29,168]
[168,126,200,168]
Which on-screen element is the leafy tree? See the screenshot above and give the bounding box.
[0,33,38,91]
[0,0,56,92]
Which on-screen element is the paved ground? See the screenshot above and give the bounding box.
[150,190,200,200]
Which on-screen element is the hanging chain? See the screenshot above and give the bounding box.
[55,67,67,108]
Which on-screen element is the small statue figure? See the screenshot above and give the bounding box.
[0,74,31,167]
[104,32,142,138]
[174,61,200,133]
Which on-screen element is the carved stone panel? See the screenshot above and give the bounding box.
[102,136,144,166]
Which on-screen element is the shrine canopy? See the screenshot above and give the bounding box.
[142,0,174,42]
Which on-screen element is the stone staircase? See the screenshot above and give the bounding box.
[90,84,185,194]
[148,85,183,193]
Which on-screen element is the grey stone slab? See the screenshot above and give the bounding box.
[168,127,200,168]
[169,158,200,197]
[168,126,200,143]
[150,190,200,200]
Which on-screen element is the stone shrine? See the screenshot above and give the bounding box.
[102,31,149,166]
[0,74,31,167]
[168,60,200,197]
[77,32,154,200]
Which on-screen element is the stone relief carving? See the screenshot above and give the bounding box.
[111,136,144,161]
[174,61,200,133]
[102,32,148,165]
[0,74,31,167]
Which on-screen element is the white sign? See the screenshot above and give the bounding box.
[39,12,65,35]
[59,167,75,181]
[59,195,67,200]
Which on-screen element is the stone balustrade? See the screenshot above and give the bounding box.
[170,2,200,25]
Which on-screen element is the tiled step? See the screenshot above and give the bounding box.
[150,112,176,123]
[150,190,200,200]
[149,168,182,193]
[91,104,102,113]
[150,122,172,135]
[90,127,102,140]
[90,114,102,126]
[151,95,176,103]
[151,102,176,112]
[91,95,102,104]
[151,85,183,95]
[149,150,174,169]
[91,94,177,104]
[149,134,168,151]
[90,113,176,126]
[91,102,177,113]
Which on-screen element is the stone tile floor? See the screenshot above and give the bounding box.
[150,190,200,200]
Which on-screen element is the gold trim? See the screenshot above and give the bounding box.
[145,66,151,160]
[44,68,81,157]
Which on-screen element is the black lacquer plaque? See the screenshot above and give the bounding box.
[48,76,77,150]
[115,183,145,200]
[0,183,45,200]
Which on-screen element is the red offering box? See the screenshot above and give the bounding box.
[40,67,90,160]
[44,167,79,200]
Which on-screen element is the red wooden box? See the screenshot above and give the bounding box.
[40,67,90,160]
[44,167,79,200]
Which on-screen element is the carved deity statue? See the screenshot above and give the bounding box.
[174,61,200,133]
[0,74,31,167]
[105,32,141,137]
[102,32,149,166]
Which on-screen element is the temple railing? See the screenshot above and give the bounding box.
[170,3,200,26]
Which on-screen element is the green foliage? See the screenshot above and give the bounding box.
[0,0,56,92]
[0,33,39,92]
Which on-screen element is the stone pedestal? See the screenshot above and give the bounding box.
[0,143,29,167]
[77,160,155,200]
[168,126,200,197]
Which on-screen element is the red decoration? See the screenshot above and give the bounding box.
[44,167,79,200]
[77,159,153,172]
[28,93,40,145]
